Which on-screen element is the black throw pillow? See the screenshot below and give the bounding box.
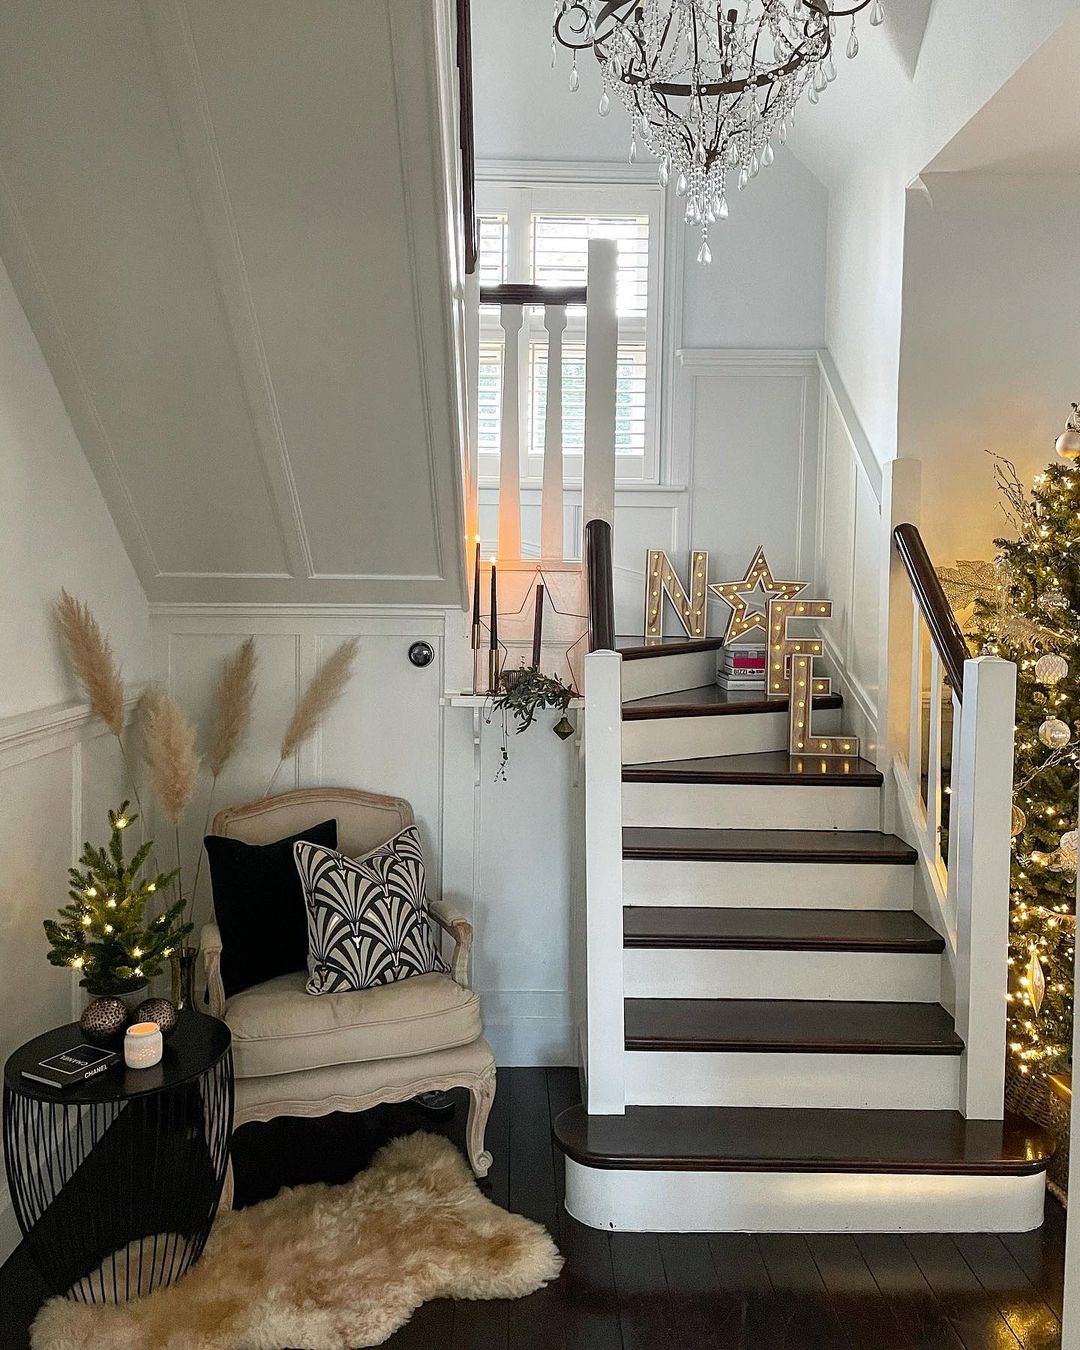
[205,818,338,999]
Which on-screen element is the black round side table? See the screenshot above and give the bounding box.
[3,1010,233,1303]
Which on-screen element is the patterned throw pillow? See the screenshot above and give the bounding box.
[294,826,447,995]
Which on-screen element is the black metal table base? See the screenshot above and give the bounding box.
[3,1013,233,1302]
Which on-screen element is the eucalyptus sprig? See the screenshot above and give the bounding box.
[493,667,575,734]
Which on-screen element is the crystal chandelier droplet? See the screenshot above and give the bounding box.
[552,0,881,261]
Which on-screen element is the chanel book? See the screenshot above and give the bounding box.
[22,1043,118,1089]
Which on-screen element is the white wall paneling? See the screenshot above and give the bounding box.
[0,695,142,1264]
[153,605,582,1067]
[0,0,468,607]
[814,353,885,759]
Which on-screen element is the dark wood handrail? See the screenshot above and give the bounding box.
[456,0,477,275]
[893,522,969,699]
[585,518,616,653]
[480,283,588,308]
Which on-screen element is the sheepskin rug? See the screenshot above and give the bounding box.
[31,1132,562,1350]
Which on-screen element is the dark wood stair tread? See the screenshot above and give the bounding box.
[623,750,881,787]
[623,907,944,953]
[616,635,725,661]
[553,1104,1052,1176]
[623,827,918,864]
[624,998,963,1055]
[623,684,843,719]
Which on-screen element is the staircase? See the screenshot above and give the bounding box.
[555,576,1053,1234]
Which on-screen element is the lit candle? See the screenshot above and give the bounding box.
[470,537,481,650]
[124,1021,163,1069]
[489,558,498,650]
[532,583,544,669]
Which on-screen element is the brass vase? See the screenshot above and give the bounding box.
[170,945,198,1010]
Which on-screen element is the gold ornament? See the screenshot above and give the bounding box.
[1039,589,1068,613]
[552,715,574,740]
[1034,653,1069,686]
[1027,950,1046,1017]
[709,547,806,644]
[1010,804,1026,838]
[936,560,1002,614]
[1053,829,1079,876]
[644,550,709,642]
[1038,716,1072,750]
[1055,402,1080,460]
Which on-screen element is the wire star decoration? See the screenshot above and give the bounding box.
[708,546,807,644]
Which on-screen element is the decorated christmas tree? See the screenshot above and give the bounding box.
[43,803,190,996]
[950,418,1080,1113]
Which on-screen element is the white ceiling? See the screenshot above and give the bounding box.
[0,0,468,607]
[925,11,1080,175]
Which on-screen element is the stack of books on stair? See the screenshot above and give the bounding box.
[718,645,767,692]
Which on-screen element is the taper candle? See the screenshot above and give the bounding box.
[489,558,498,649]
[532,583,544,669]
[470,538,481,649]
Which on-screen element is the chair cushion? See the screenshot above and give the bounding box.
[225,970,481,1079]
[295,827,447,995]
[205,818,338,998]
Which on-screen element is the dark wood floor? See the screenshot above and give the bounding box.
[0,1067,1066,1348]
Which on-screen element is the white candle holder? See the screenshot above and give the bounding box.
[124,1021,163,1070]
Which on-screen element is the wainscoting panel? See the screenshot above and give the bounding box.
[0,698,136,1263]
[153,606,580,1069]
[815,355,885,756]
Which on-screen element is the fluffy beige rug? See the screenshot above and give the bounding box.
[32,1133,562,1350]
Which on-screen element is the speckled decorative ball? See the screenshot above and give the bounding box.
[1034,653,1069,687]
[79,996,130,1046]
[134,997,178,1039]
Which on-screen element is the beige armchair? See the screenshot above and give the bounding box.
[201,788,496,1201]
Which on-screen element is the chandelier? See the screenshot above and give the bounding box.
[552,0,883,262]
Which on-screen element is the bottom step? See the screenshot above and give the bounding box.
[553,1105,1052,1234]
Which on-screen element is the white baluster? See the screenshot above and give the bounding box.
[540,305,567,560]
[909,605,923,802]
[582,237,618,544]
[498,302,524,559]
[926,647,943,869]
[953,655,1017,1119]
[583,648,625,1114]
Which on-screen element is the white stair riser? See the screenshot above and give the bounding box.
[625,1050,960,1110]
[623,948,942,1002]
[620,650,718,702]
[622,708,843,764]
[623,859,915,910]
[563,1160,1046,1234]
[622,781,881,832]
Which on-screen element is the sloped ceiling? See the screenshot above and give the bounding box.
[0,0,467,606]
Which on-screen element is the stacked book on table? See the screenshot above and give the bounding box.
[718,644,767,692]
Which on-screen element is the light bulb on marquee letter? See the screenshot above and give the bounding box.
[767,597,859,758]
[643,550,709,643]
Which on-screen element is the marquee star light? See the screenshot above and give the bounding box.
[709,546,805,645]
[644,549,709,641]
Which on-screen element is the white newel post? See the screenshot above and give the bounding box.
[498,302,524,559]
[583,647,625,1114]
[879,456,921,821]
[952,655,1017,1119]
[581,238,618,540]
[540,305,567,560]
[1062,786,1080,1349]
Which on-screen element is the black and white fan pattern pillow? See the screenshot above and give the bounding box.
[295,826,447,995]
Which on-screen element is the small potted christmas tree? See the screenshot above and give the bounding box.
[44,804,191,1023]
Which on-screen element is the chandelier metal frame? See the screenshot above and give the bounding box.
[552,0,883,261]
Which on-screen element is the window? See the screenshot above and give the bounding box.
[475,182,663,485]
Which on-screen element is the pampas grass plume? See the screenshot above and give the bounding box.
[207,637,257,778]
[55,590,124,736]
[280,638,359,761]
[139,686,200,825]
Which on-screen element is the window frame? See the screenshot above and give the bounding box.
[475,178,665,487]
